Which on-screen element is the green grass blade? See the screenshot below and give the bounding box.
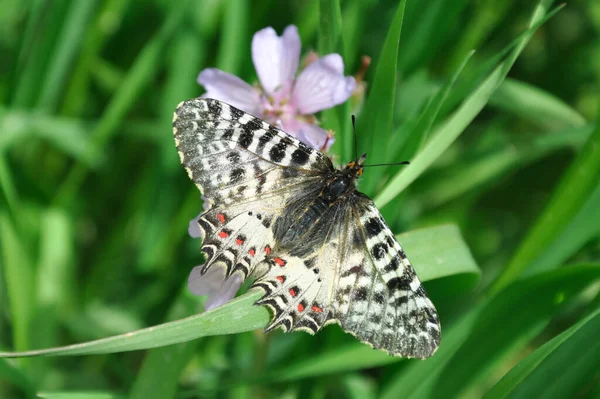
[0,109,97,165]
[11,0,70,108]
[433,264,600,398]
[490,78,587,129]
[374,0,555,208]
[317,0,345,158]
[318,0,343,55]
[0,290,268,358]
[415,125,592,209]
[357,0,405,194]
[0,153,19,218]
[484,308,600,399]
[269,344,399,382]
[0,225,478,358]
[37,0,100,112]
[527,182,600,275]
[33,209,74,349]
[54,1,189,205]
[0,212,34,353]
[491,102,600,294]
[0,358,36,398]
[381,264,600,399]
[215,0,249,75]
[128,292,200,399]
[37,392,126,399]
[393,49,475,163]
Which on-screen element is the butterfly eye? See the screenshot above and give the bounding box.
[348,161,356,168]
[358,168,363,176]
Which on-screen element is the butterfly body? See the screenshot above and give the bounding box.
[174,98,440,358]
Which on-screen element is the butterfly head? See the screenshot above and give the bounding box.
[346,153,367,177]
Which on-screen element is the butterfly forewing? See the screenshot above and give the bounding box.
[174,98,440,358]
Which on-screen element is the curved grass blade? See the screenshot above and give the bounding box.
[484,308,600,399]
[490,78,586,129]
[0,225,478,358]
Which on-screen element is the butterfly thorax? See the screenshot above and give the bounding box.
[276,155,367,250]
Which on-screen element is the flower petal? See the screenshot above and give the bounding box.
[188,213,203,238]
[292,54,357,114]
[197,68,260,114]
[283,120,334,151]
[188,265,243,311]
[252,25,301,94]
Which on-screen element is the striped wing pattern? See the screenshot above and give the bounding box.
[174,98,440,358]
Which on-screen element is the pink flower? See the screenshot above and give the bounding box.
[197,25,356,151]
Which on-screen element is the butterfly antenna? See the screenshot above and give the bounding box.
[351,115,359,162]
[363,161,410,167]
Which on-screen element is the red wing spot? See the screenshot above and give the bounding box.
[289,288,296,297]
[274,257,286,266]
[297,303,305,312]
[218,231,229,239]
[276,276,285,283]
[236,238,243,245]
[312,305,323,313]
[217,213,226,223]
[248,248,256,257]
[264,246,271,255]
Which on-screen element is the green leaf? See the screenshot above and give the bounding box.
[491,101,600,293]
[374,0,555,208]
[0,225,478,358]
[485,308,600,399]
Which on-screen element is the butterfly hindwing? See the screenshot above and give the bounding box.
[251,191,440,358]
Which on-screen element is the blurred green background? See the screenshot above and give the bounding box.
[1,0,600,398]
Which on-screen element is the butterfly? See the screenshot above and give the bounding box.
[173,98,440,358]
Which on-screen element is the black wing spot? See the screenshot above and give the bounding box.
[238,129,253,148]
[352,286,368,301]
[291,149,309,165]
[230,168,245,184]
[226,151,241,163]
[383,257,400,273]
[386,273,413,291]
[365,217,385,238]
[269,142,287,163]
[371,242,388,260]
